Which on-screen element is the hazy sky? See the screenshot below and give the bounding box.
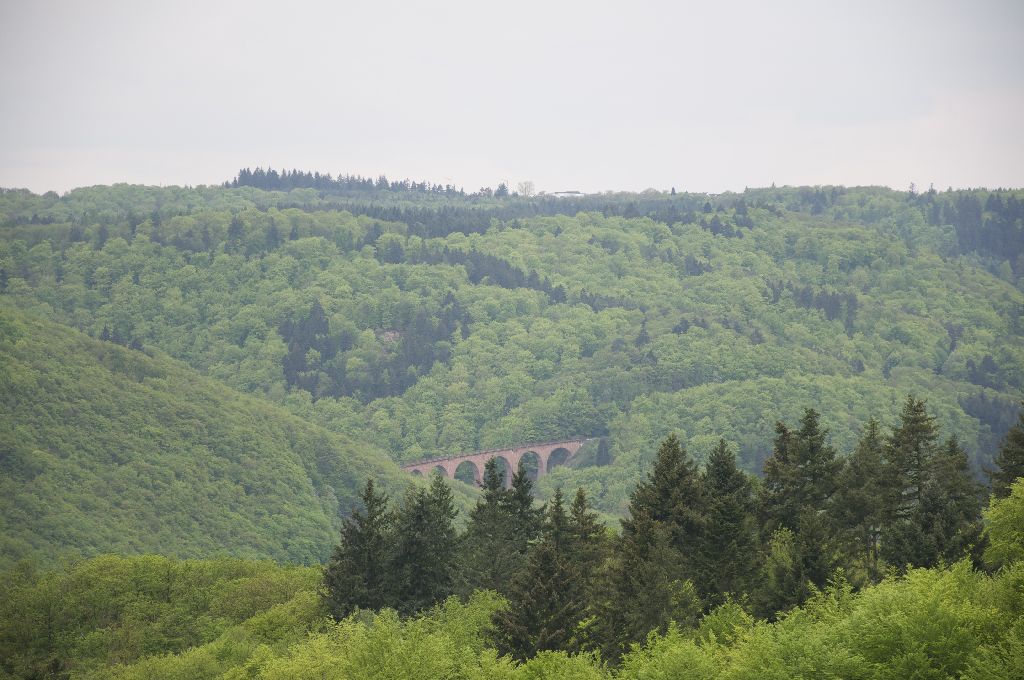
[2,0,1022,194]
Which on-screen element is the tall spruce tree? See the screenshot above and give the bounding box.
[622,433,705,559]
[884,395,938,518]
[492,489,590,661]
[991,406,1024,498]
[761,409,840,534]
[504,463,545,546]
[881,396,941,568]
[697,439,758,605]
[388,474,458,615]
[322,478,393,619]
[458,458,530,596]
[911,435,985,567]
[568,487,608,577]
[832,418,886,582]
[589,434,704,662]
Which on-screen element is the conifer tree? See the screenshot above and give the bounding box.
[762,409,840,534]
[322,478,393,619]
[622,433,705,559]
[832,418,886,581]
[991,406,1024,498]
[504,463,545,546]
[568,487,608,576]
[881,396,942,568]
[458,459,522,596]
[915,435,984,566]
[589,434,705,661]
[388,474,458,615]
[884,395,938,517]
[492,489,588,661]
[698,439,758,604]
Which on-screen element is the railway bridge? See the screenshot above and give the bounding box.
[401,438,591,486]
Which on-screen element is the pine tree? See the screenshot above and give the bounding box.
[492,489,587,661]
[884,395,939,517]
[832,418,886,581]
[322,478,393,619]
[915,435,984,566]
[761,410,841,533]
[698,439,758,605]
[458,459,525,596]
[881,396,941,568]
[388,475,458,615]
[503,463,545,549]
[622,433,705,560]
[588,435,705,661]
[568,488,608,576]
[588,509,700,662]
[991,405,1024,498]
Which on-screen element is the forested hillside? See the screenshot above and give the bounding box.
[0,305,418,569]
[1,177,1022,518]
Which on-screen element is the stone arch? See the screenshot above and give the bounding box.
[410,469,423,477]
[454,460,481,485]
[519,451,542,481]
[546,447,571,473]
[432,464,448,477]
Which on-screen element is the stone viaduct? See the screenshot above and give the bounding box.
[402,438,591,486]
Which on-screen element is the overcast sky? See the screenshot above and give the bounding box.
[1,0,1022,194]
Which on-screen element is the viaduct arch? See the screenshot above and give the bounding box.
[402,438,591,487]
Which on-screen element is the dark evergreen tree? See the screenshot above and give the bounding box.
[621,433,705,560]
[458,459,524,596]
[589,435,705,662]
[883,395,939,519]
[503,463,545,549]
[588,509,700,663]
[761,409,840,533]
[991,405,1024,498]
[388,475,458,615]
[492,489,587,661]
[913,435,984,567]
[322,479,393,619]
[697,439,758,605]
[832,418,886,582]
[881,396,941,568]
[568,487,608,577]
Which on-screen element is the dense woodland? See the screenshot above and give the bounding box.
[3,425,1023,677]
[2,173,1024,676]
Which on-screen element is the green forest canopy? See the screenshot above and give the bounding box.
[1,178,1022,522]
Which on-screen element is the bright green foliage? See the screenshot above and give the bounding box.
[991,406,1024,498]
[0,306,415,569]
[617,625,721,680]
[3,183,1022,522]
[983,478,1024,568]
[0,555,322,679]
[3,554,1024,679]
[322,478,394,618]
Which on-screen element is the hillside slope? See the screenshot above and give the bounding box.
[1,182,1022,516]
[0,305,415,568]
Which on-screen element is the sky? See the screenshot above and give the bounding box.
[1,0,1022,195]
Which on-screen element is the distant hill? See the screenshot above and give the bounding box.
[0,305,416,569]
[1,181,1022,517]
